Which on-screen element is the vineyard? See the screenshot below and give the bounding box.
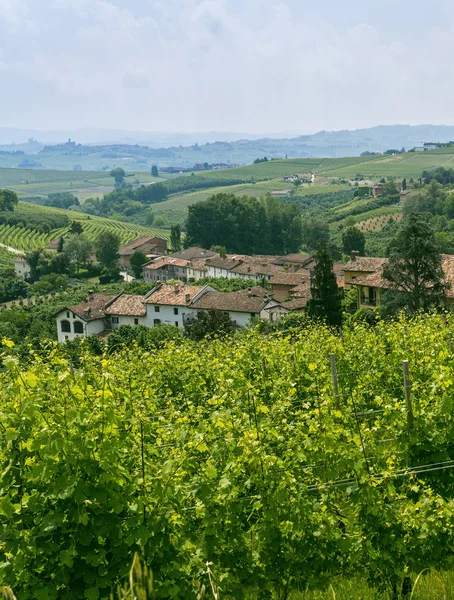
[0,202,171,252]
[2,314,454,598]
[356,211,403,232]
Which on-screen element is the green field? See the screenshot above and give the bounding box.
[0,202,171,253]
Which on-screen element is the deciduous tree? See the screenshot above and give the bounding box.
[130,251,148,279]
[95,231,120,271]
[342,227,366,256]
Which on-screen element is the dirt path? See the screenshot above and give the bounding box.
[0,243,24,255]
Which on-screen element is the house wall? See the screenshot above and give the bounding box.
[260,305,289,321]
[206,266,230,278]
[14,261,31,280]
[109,315,147,329]
[144,304,195,328]
[271,284,296,301]
[56,310,105,342]
[356,285,384,309]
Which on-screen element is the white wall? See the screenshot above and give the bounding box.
[56,310,105,343]
[144,304,196,328]
[110,315,147,329]
[14,261,31,280]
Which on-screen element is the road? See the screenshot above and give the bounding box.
[0,243,24,255]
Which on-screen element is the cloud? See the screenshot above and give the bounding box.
[0,0,454,132]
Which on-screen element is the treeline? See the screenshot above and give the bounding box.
[22,192,80,210]
[164,174,251,195]
[80,184,167,218]
[0,206,69,233]
[185,193,303,254]
[422,167,454,185]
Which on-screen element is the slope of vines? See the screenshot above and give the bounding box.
[2,314,454,598]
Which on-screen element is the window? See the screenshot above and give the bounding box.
[111,316,119,324]
[154,306,160,312]
[73,321,84,334]
[173,307,179,315]
[66,311,70,318]
[175,321,179,327]
[154,319,161,325]
[134,318,139,325]
[61,320,71,333]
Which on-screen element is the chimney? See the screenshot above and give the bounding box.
[185,293,191,303]
[248,288,252,297]
[351,250,359,261]
[174,285,180,294]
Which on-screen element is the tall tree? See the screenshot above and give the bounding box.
[170,224,182,252]
[110,168,126,188]
[151,165,158,178]
[382,214,450,313]
[130,251,148,279]
[342,227,366,256]
[402,178,407,191]
[95,231,120,271]
[301,216,330,252]
[307,245,342,327]
[64,235,93,274]
[69,221,84,235]
[0,189,19,212]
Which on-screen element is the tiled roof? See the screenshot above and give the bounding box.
[206,257,242,270]
[170,247,217,260]
[282,297,310,310]
[191,287,269,314]
[270,272,307,286]
[118,236,155,255]
[144,283,205,306]
[290,280,312,299]
[342,257,388,273]
[105,294,147,316]
[230,262,282,276]
[143,256,190,270]
[12,257,27,263]
[67,294,115,321]
[189,260,208,272]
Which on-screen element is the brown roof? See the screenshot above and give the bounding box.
[189,260,208,272]
[227,254,279,265]
[143,256,190,270]
[290,280,312,298]
[270,272,307,286]
[342,256,388,273]
[104,294,147,316]
[170,247,217,261]
[118,235,167,256]
[67,294,115,321]
[230,262,282,276]
[46,238,66,250]
[144,283,205,306]
[282,297,310,310]
[273,253,313,265]
[206,257,242,270]
[191,287,269,314]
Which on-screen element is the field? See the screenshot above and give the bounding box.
[0,202,171,252]
[0,167,162,202]
[3,315,454,598]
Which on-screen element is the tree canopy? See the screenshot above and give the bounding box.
[95,231,120,271]
[382,214,450,314]
[185,193,303,255]
[307,245,342,327]
[0,189,19,212]
[342,226,366,256]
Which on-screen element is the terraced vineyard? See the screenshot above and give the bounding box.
[0,202,171,252]
[357,211,403,232]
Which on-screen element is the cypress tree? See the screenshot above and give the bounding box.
[307,245,342,326]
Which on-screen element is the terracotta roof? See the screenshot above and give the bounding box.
[144,283,205,306]
[230,262,282,276]
[118,236,156,256]
[191,287,269,314]
[12,257,27,263]
[170,247,217,261]
[227,254,279,265]
[342,257,388,273]
[67,294,115,321]
[143,256,190,270]
[270,272,307,286]
[290,280,312,299]
[272,253,313,266]
[104,294,147,316]
[282,297,310,310]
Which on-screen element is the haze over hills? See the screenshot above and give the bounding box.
[2,124,454,171]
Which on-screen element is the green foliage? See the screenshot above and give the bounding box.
[382,214,449,314]
[184,309,235,340]
[185,193,302,254]
[301,216,330,251]
[110,167,126,186]
[95,230,121,270]
[0,275,29,303]
[4,315,454,597]
[63,234,93,274]
[0,189,18,212]
[130,251,148,279]
[26,248,70,281]
[307,245,342,326]
[170,224,182,252]
[342,227,366,256]
[31,273,69,296]
[70,221,84,235]
[151,166,159,178]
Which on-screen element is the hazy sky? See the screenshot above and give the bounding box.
[1,0,454,134]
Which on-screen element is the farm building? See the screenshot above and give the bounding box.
[118,236,168,267]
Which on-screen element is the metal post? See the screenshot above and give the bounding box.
[330,354,340,403]
[403,360,414,432]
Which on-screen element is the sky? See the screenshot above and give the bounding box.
[1,0,454,135]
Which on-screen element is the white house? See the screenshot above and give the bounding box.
[55,293,115,343]
[104,294,147,328]
[12,257,31,280]
[143,283,215,328]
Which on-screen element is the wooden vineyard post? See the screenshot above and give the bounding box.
[330,354,340,405]
[403,360,414,432]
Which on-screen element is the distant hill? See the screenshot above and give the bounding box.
[1,125,454,171]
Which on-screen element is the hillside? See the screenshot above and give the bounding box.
[0,202,171,253]
[3,124,454,169]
